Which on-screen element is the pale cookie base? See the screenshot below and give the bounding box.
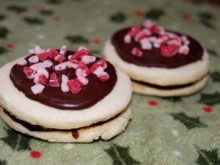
[0,106,132,143]
[132,75,208,97]
[103,40,210,86]
[0,60,132,129]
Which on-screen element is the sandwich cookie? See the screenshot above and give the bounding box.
[103,20,209,97]
[0,45,132,142]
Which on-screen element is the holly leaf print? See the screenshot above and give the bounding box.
[0,160,7,165]
[196,147,220,165]
[65,35,89,44]
[0,47,7,55]
[0,27,9,39]
[0,14,6,21]
[198,12,215,29]
[210,71,220,83]
[207,49,218,57]
[199,92,220,106]
[1,127,32,151]
[170,113,207,129]
[39,9,54,16]
[46,0,62,5]
[7,5,27,13]
[145,8,165,20]
[23,17,44,25]
[110,12,127,23]
[105,144,140,165]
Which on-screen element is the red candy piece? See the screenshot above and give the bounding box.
[70,49,89,61]
[23,67,34,79]
[38,52,49,61]
[132,47,143,57]
[55,55,66,63]
[161,45,180,57]
[49,72,59,87]
[48,49,58,59]
[98,73,109,82]
[67,79,81,94]
[38,74,47,85]
[90,59,107,73]
[149,25,160,34]
[129,24,141,37]
[77,63,90,76]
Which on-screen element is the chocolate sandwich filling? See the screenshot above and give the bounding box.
[111,28,204,68]
[10,51,117,110]
[3,109,123,132]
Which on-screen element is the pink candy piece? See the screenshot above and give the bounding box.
[55,61,69,71]
[135,31,147,42]
[38,52,49,61]
[16,58,27,66]
[59,45,67,55]
[178,45,189,55]
[28,55,39,63]
[124,34,131,43]
[68,60,79,69]
[61,75,69,92]
[76,63,90,76]
[129,24,141,37]
[49,72,59,87]
[81,55,96,64]
[23,67,35,79]
[31,84,45,94]
[34,45,44,54]
[67,79,81,94]
[54,54,66,63]
[35,74,47,85]
[132,47,143,57]
[37,68,49,78]
[140,39,152,50]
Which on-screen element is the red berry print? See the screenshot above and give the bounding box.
[30,150,42,159]
[182,14,189,22]
[6,43,15,49]
[53,15,61,21]
[203,106,213,113]
[148,100,158,106]
[92,38,101,45]
[134,10,144,18]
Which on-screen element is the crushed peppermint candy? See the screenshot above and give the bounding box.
[124,20,190,57]
[16,45,110,95]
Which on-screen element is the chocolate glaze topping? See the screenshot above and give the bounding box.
[111,28,204,68]
[10,51,117,110]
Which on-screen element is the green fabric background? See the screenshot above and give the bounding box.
[0,0,220,164]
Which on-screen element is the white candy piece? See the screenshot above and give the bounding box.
[28,55,39,63]
[178,45,189,55]
[61,75,69,92]
[59,45,67,55]
[92,66,104,76]
[43,60,53,68]
[81,55,96,64]
[68,61,78,69]
[140,39,152,50]
[55,62,69,71]
[34,45,44,54]
[77,75,89,85]
[16,58,27,66]
[37,68,49,78]
[124,34,131,43]
[30,62,44,71]
[31,84,45,94]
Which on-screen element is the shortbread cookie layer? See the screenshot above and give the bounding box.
[103,40,209,86]
[0,106,131,142]
[0,47,132,130]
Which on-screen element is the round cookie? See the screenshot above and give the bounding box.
[103,20,210,97]
[0,45,132,142]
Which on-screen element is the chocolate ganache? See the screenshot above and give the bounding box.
[10,51,117,110]
[111,28,204,68]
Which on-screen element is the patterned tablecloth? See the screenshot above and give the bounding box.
[0,0,220,164]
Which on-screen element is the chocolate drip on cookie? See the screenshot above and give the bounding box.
[10,49,117,110]
[111,28,203,68]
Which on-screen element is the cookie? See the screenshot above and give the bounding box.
[0,45,132,142]
[103,20,210,97]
